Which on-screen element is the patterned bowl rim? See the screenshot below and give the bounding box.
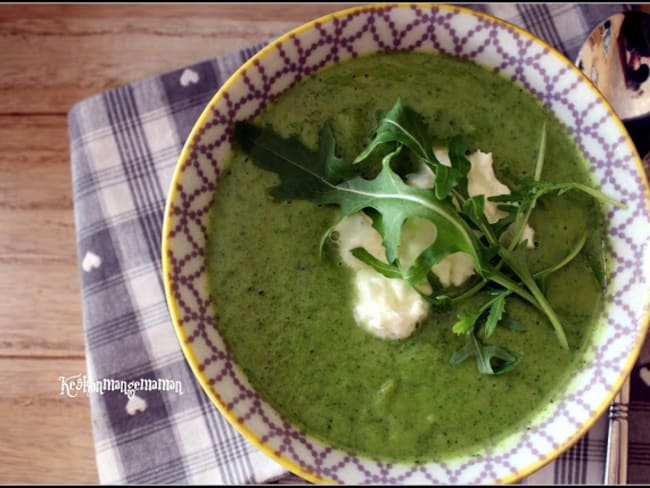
[162,3,650,484]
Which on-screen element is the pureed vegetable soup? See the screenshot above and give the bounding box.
[206,52,608,462]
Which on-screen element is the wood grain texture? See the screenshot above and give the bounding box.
[0,3,360,114]
[0,116,82,357]
[0,358,96,484]
[0,3,357,483]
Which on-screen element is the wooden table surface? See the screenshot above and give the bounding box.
[0,4,360,483]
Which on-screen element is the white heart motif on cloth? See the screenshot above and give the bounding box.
[125,394,147,416]
[81,251,102,272]
[639,366,650,387]
[179,68,199,87]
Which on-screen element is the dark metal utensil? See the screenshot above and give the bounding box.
[604,379,630,484]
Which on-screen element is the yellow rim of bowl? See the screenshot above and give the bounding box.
[161,3,650,484]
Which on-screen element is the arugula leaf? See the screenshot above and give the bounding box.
[447,135,472,198]
[334,153,483,274]
[522,180,626,209]
[234,121,354,201]
[534,233,587,293]
[449,332,521,375]
[489,181,625,223]
[484,293,506,338]
[354,99,470,200]
[480,344,522,375]
[452,312,480,335]
[236,122,483,282]
[449,334,476,365]
[504,123,546,252]
[498,244,569,349]
[493,212,519,242]
[354,98,434,164]
[450,289,507,338]
[461,195,486,230]
[350,247,402,279]
[487,122,623,249]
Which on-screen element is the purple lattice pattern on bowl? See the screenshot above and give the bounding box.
[163,4,650,484]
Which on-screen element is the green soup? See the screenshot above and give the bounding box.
[206,52,606,462]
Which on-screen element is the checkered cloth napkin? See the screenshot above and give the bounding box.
[68,3,648,485]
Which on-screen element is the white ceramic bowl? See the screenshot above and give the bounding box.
[162,4,650,483]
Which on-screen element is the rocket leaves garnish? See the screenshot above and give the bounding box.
[449,332,521,375]
[233,99,624,375]
[451,290,508,336]
[235,121,483,283]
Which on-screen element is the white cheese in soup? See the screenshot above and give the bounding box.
[335,213,430,340]
[336,149,535,340]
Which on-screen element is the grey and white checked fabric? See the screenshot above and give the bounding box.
[67,3,648,485]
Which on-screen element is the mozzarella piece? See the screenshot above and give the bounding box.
[335,213,430,340]
[430,251,477,288]
[336,148,535,341]
[467,150,511,224]
[334,212,386,268]
[352,268,429,340]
